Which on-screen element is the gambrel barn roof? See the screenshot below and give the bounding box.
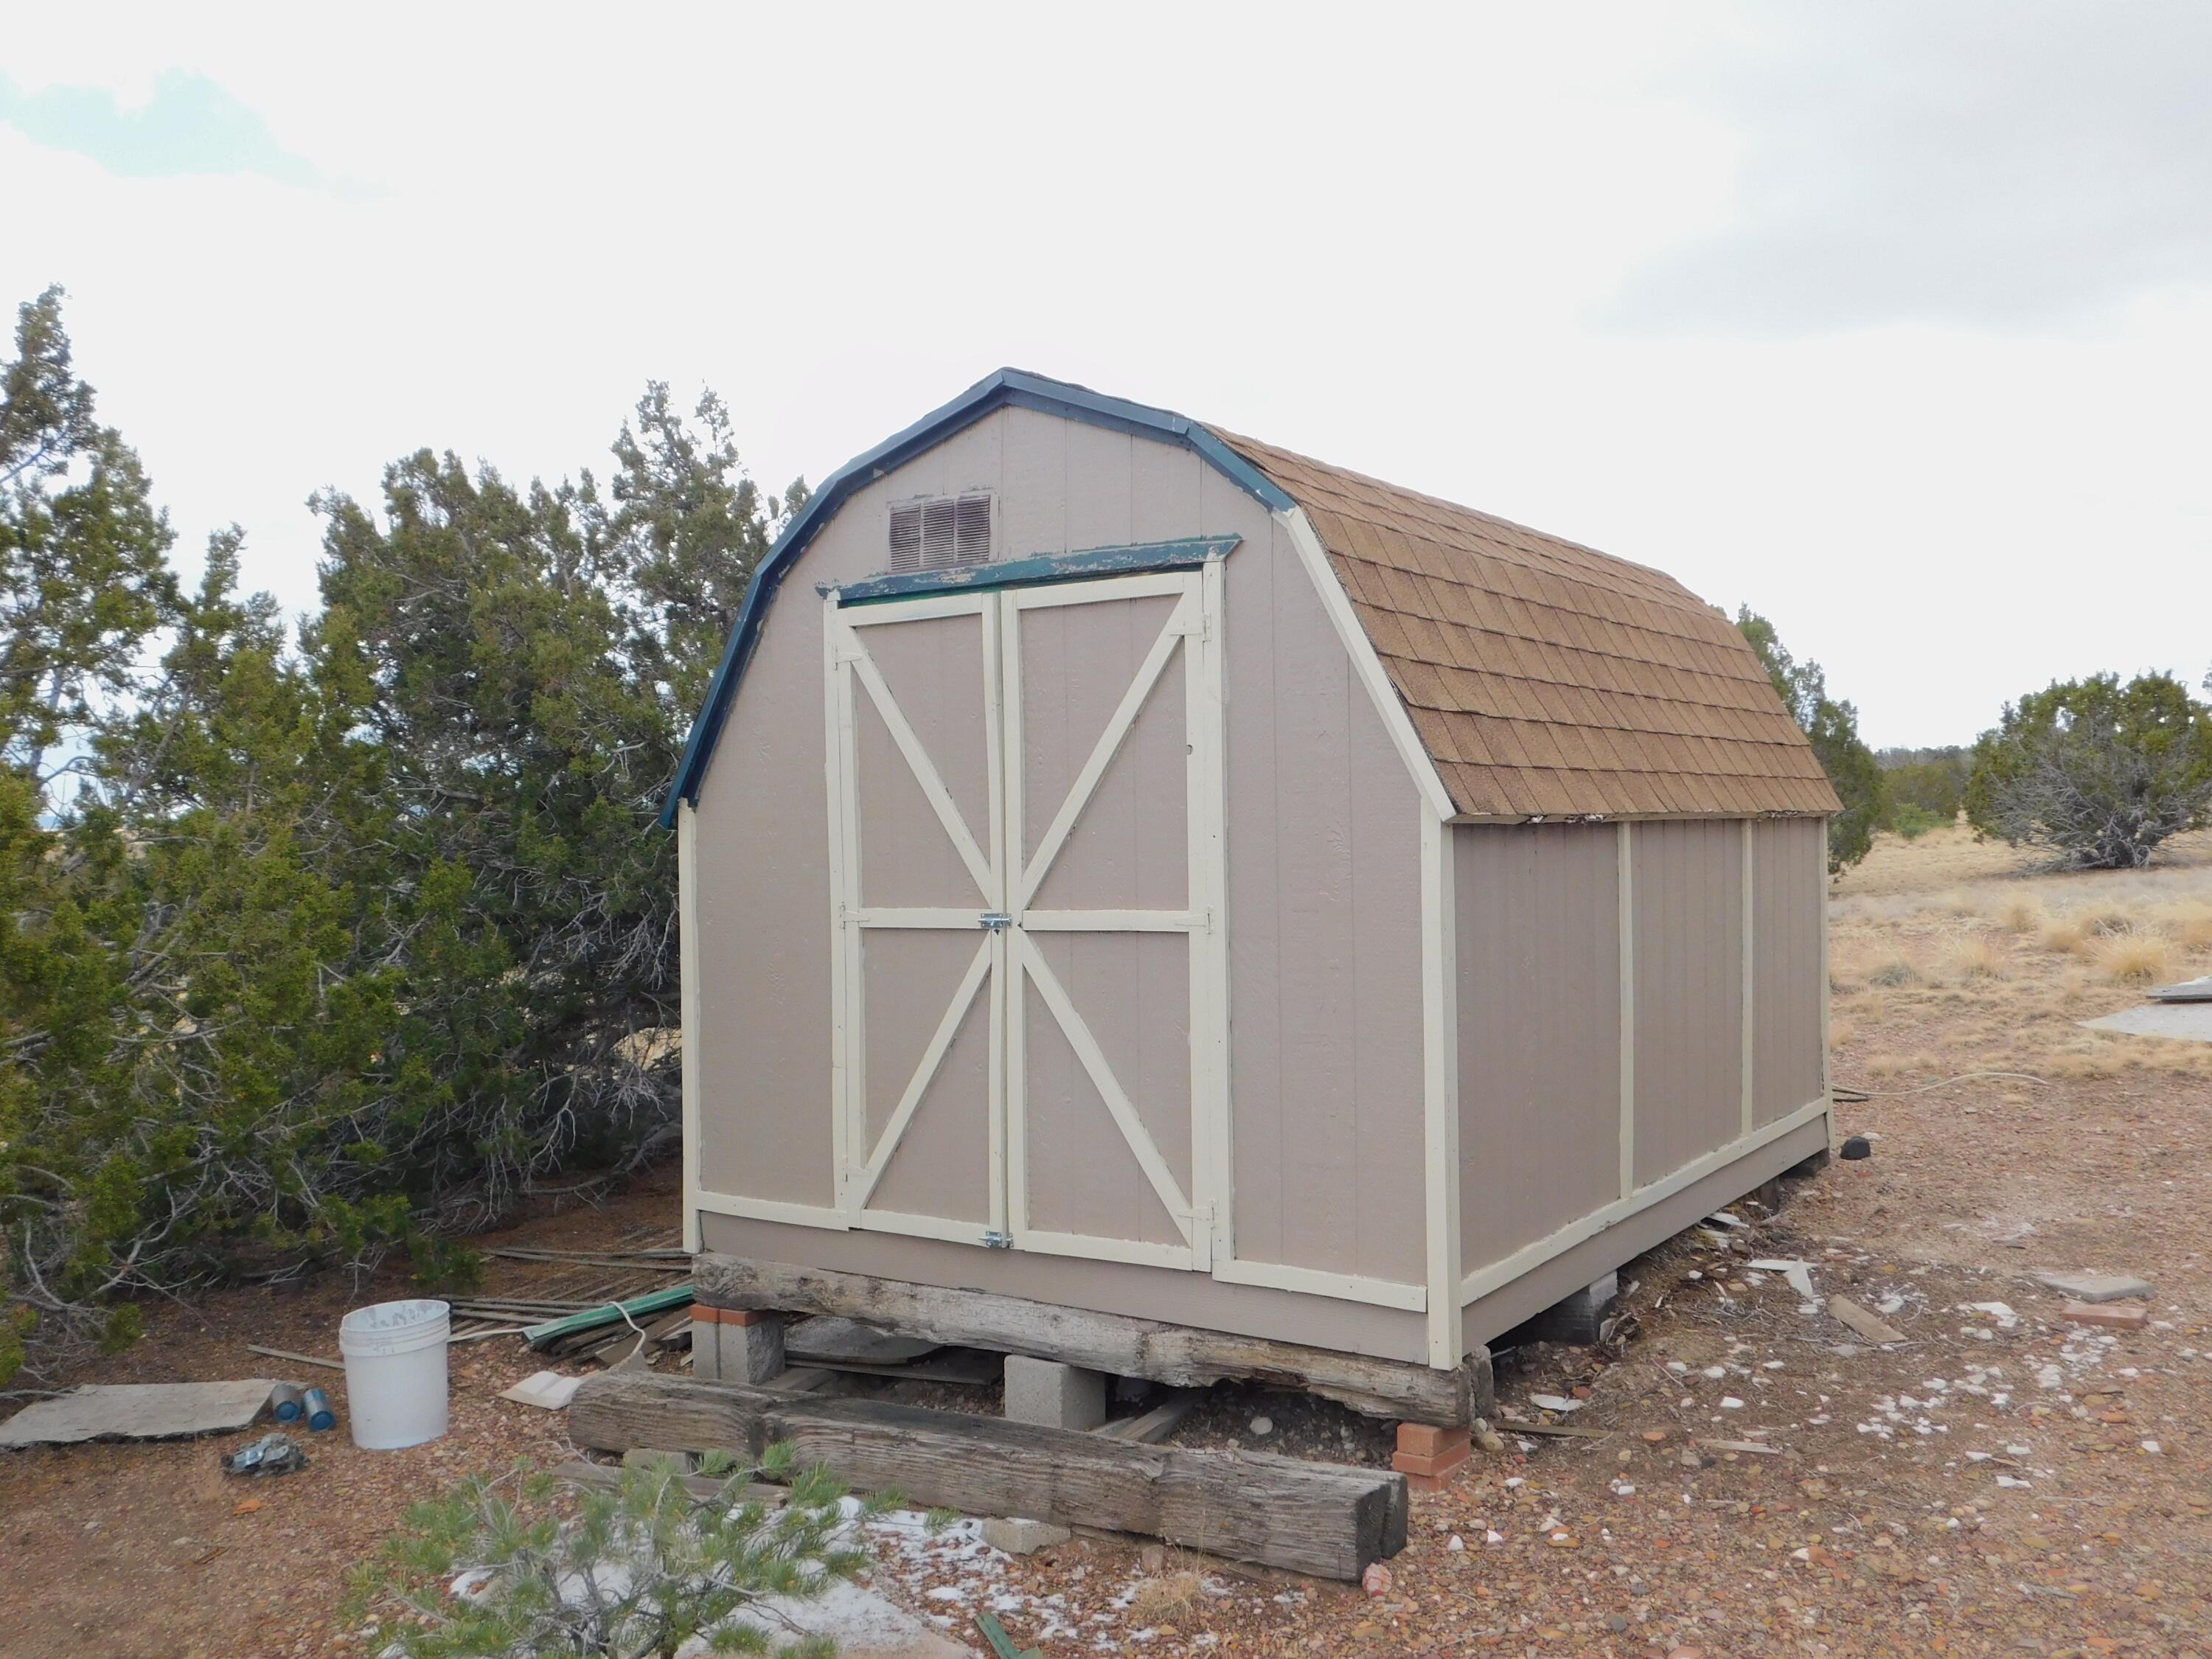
[665,370,1838,826]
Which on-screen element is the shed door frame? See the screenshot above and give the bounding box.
[824,564,1229,1270]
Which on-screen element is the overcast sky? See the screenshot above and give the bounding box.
[5,1,2208,748]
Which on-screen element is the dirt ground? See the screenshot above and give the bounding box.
[4,822,2209,1658]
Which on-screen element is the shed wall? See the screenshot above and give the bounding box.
[1752,816,1828,1124]
[1453,823,1621,1276]
[1630,819,1745,1189]
[691,404,1428,1351]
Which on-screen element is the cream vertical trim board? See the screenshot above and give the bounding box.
[1189,556,1229,1274]
[1213,1256,1427,1312]
[1741,818,1756,1138]
[1616,820,1636,1202]
[1276,507,1455,821]
[998,590,1031,1245]
[1459,1096,1830,1304]
[980,590,1009,1239]
[824,594,858,1207]
[1819,818,1837,1155]
[1420,810,1463,1368]
[678,801,703,1255]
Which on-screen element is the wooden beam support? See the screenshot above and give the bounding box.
[571,1372,1406,1581]
[695,1253,1492,1425]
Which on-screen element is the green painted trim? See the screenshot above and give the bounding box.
[660,369,1296,826]
[830,535,1239,605]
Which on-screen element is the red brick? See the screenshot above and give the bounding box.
[1397,1423,1472,1459]
[2062,1300,2148,1330]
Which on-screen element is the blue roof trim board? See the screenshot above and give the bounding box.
[829,535,1240,607]
[659,370,1290,826]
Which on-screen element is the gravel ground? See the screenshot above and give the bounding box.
[4,828,2209,1658]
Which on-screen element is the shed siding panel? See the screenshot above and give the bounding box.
[1223,517,1427,1287]
[1454,824,1621,1274]
[1630,820,1745,1187]
[1753,817,1827,1123]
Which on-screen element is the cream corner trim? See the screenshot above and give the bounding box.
[678,801,703,1255]
[1276,507,1455,821]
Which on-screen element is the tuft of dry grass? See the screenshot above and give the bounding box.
[1868,956,1922,987]
[1864,1052,1933,1077]
[1829,1018,1857,1051]
[1938,937,2007,981]
[1127,1572,1205,1625]
[1997,897,2043,933]
[2093,933,2171,987]
[2039,920,2088,956]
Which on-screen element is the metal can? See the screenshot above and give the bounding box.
[270,1382,305,1423]
[302,1387,337,1431]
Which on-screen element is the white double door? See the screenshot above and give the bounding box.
[824,568,1228,1270]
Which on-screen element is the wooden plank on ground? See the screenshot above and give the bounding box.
[1095,1388,1201,1444]
[570,1372,1405,1580]
[696,1255,1489,1425]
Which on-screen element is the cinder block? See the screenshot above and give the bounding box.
[692,1306,786,1382]
[982,1517,1073,1555]
[1003,1356,1107,1430]
[1501,1271,1621,1349]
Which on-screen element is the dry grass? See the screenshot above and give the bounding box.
[1937,937,2006,980]
[2092,932,2171,987]
[1995,896,2042,933]
[1864,1052,1933,1078]
[1867,956,1922,987]
[1829,1018,1857,1050]
[1127,1572,1205,1624]
[2038,920,2088,955]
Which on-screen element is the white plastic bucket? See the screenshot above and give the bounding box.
[338,1298,451,1449]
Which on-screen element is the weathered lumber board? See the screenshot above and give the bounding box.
[1095,1388,1200,1444]
[695,1255,1490,1425]
[570,1372,1406,1580]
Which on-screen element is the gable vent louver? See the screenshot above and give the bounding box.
[888,493,992,573]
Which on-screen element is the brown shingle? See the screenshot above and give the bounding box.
[1209,427,1839,820]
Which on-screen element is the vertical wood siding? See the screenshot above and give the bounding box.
[1630,821,1745,1188]
[1222,510,1427,1288]
[1753,816,1827,1123]
[1453,824,1621,1275]
[690,406,1429,1346]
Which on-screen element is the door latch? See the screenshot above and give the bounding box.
[978,911,1012,931]
[981,1230,1013,1249]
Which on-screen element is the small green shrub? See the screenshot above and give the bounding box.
[347,1446,894,1659]
[1889,803,1948,840]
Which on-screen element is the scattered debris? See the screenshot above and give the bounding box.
[974,1609,1045,1659]
[1829,1295,1907,1344]
[1697,1439,1784,1456]
[2034,1271,2152,1303]
[499,1369,585,1410]
[521,1283,695,1349]
[0,1380,279,1447]
[1840,1135,1872,1160]
[981,1517,1071,1556]
[1360,1562,1392,1598]
[2062,1300,2149,1330]
[1526,1393,1582,1413]
[1748,1258,1818,1299]
[222,1433,308,1478]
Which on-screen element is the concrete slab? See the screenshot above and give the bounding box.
[500,1370,584,1409]
[2034,1272,2153,1303]
[2080,1001,2212,1042]
[0,1380,276,1447]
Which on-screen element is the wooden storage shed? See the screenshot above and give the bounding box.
[664,369,1839,1422]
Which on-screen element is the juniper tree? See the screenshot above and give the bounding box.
[1736,606,1885,872]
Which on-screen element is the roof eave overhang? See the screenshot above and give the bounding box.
[659,369,1295,827]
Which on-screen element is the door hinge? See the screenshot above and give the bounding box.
[981,1230,1014,1249]
[978,911,1012,931]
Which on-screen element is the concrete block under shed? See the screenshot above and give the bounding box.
[693,1307,786,1384]
[982,1517,1073,1555]
[1004,1355,1107,1430]
[1499,1271,1620,1348]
